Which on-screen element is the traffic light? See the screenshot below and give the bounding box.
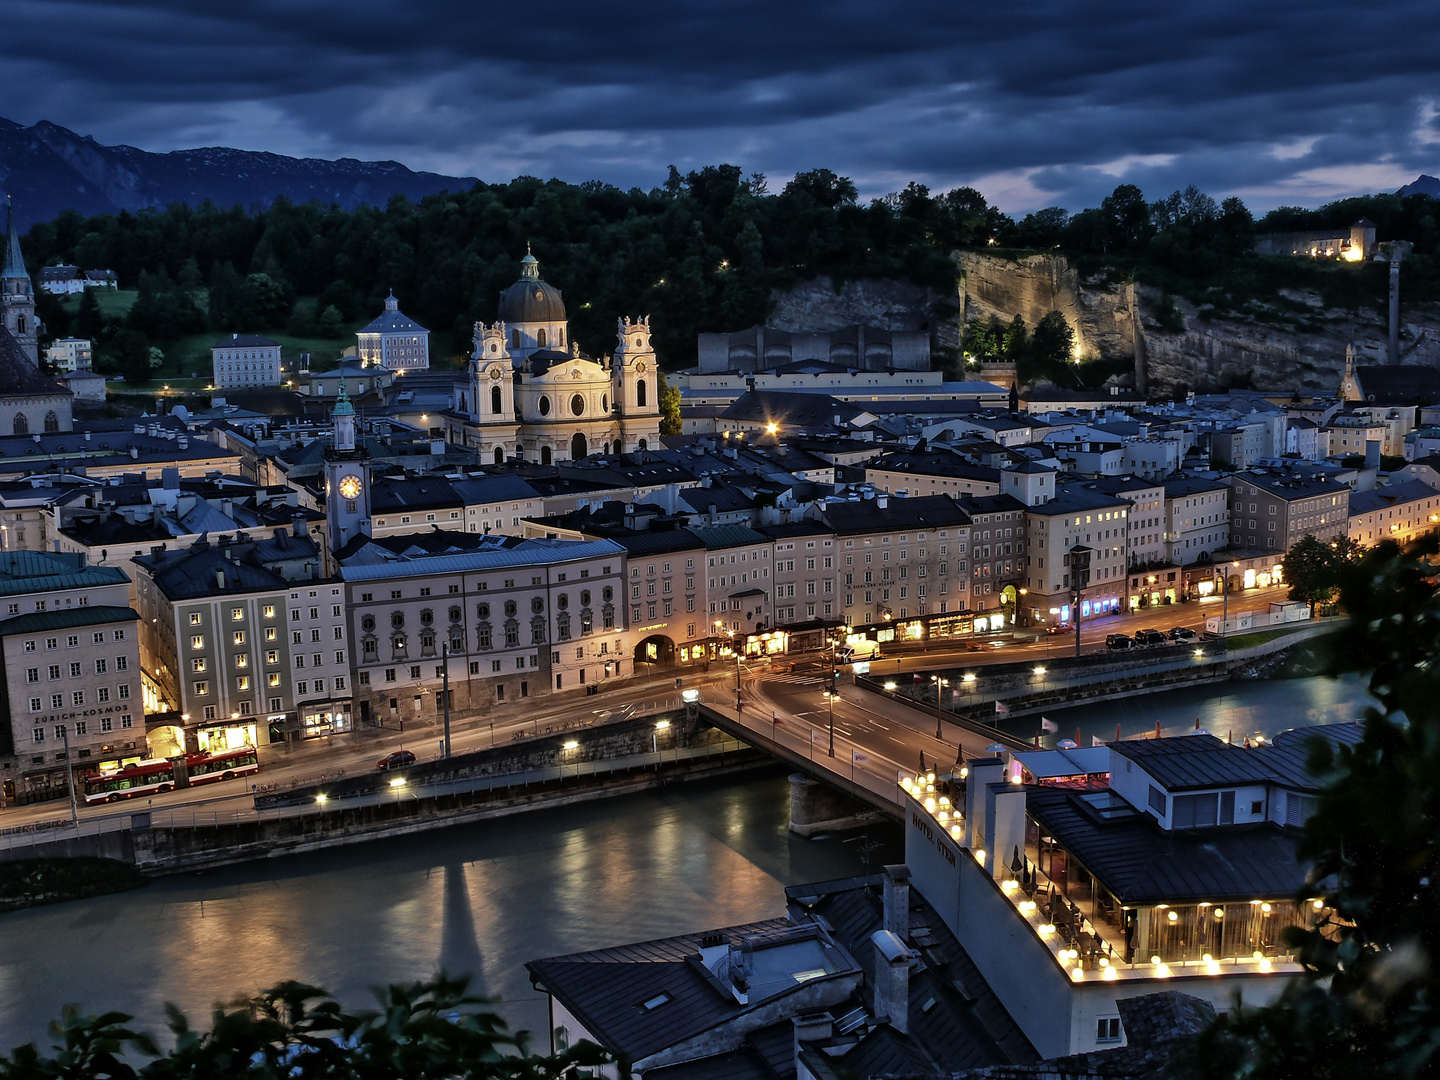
[675,677,683,688]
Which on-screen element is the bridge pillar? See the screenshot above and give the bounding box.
[788,773,881,837]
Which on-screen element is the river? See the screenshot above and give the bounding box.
[998,672,1374,746]
[0,770,901,1053]
[0,675,1374,1054]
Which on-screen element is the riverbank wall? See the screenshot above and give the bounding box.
[860,623,1340,735]
[0,714,768,875]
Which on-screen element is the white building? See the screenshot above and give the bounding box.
[356,292,430,373]
[46,338,92,372]
[212,334,282,389]
[448,252,661,466]
[1162,476,1231,568]
[904,728,1357,1057]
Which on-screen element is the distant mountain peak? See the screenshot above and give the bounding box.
[0,117,479,228]
[1398,174,1440,198]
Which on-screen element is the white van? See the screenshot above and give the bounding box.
[838,640,881,662]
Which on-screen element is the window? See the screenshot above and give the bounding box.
[50,694,62,709]
[48,665,60,679]
[264,605,276,618]
[194,681,210,696]
[385,668,396,683]
[190,612,202,626]
[1147,785,1167,817]
[232,607,244,622]
[25,667,37,683]
[1172,792,1219,828]
[192,635,205,650]
[233,631,246,646]
[1096,1017,1121,1043]
[70,691,84,707]
[115,656,128,671]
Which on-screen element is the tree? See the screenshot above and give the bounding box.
[75,287,104,340]
[104,329,155,385]
[1281,534,1364,614]
[1030,310,1076,365]
[1002,314,1028,361]
[1196,535,1440,1080]
[318,304,344,338]
[0,973,611,1080]
[658,371,681,437]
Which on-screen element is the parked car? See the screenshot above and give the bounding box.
[837,640,882,662]
[1105,634,1135,650]
[1168,626,1197,641]
[1134,628,1167,646]
[375,750,416,770]
[1045,623,1071,636]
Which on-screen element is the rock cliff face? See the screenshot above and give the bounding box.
[957,252,1138,363]
[768,277,959,354]
[0,118,478,228]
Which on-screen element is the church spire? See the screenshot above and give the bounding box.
[1,197,38,364]
[2,199,25,284]
[333,370,356,451]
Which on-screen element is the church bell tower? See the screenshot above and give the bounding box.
[3,201,38,364]
[324,375,371,551]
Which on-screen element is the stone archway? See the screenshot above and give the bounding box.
[571,432,587,461]
[636,634,676,667]
[540,445,552,466]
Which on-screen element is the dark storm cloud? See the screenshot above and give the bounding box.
[4,0,1439,213]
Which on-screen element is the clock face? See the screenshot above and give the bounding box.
[489,367,503,380]
[635,361,647,374]
[339,474,362,500]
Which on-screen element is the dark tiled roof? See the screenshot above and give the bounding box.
[0,605,138,636]
[1352,365,1440,405]
[212,335,279,349]
[610,530,706,556]
[526,919,789,1062]
[1024,785,1308,905]
[1109,734,1280,790]
[0,326,71,398]
[0,550,129,596]
[370,477,462,513]
[818,495,970,534]
[646,1047,773,1080]
[690,525,771,550]
[722,391,870,429]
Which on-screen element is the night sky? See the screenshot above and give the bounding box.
[5,0,1439,213]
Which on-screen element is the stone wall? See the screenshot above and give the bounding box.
[767,278,958,356]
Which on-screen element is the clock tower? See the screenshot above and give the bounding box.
[324,374,371,552]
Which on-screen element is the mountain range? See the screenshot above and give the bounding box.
[0,118,479,228]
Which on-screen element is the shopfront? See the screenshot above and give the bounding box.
[1127,568,1181,610]
[299,700,353,739]
[199,717,259,753]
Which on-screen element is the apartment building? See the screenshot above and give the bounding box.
[341,534,628,724]
[955,493,1027,615]
[0,550,142,805]
[131,528,339,754]
[212,334,282,390]
[695,526,774,644]
[1322,415,1386,460]
[865,449,1001,498]
[370,474,544,539]
[1023,489,1131,627]
[1162,476,1231,567]
[1088,477,1166,570]
[1229,470,1350,552]
[614,530,706,665]
[815,494,972,630]
[764,521,838,628]
[1347,480,1440,546]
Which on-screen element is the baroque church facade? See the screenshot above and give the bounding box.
[446,252,661,464]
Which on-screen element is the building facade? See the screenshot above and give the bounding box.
[212,334,282,389]
[1229,471,1349,552]
[356,292,430,373]
[1023,489,1131,627]
[448,253,661,465]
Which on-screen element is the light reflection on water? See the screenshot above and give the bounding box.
[0,772,901,1052]
[1000,674,1374,746]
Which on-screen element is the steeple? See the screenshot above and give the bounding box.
[3,200,26,285]
[384,289,399,312]
[333,371,356,451]
[1,198,38,364]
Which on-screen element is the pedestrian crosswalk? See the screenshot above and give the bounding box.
[760,674,828,687]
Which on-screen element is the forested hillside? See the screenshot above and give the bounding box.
[21,164,1440,385]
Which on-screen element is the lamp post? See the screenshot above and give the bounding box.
[930,675,950,739]
[1068,545,1092,659]
[716,621,741,715]
[1016,587,1028,629]
[827,628,838,757]
[962,671,976,712]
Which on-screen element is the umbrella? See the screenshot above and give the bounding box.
[918,750,927,773]
[1010,846,1024,875]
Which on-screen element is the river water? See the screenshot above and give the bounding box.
[0,675,1372,1054]
[999,672,1374,747]
[0,770,901,1053]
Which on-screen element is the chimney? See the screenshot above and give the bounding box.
[882,864,911,940]
[791,1012,832,1073]
[870,930,916,1034]
[876,495,888,509]
[84,431,90,443]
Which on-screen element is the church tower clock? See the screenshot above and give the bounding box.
[324,375,371,552]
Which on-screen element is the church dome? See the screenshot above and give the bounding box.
[497,251,566,324]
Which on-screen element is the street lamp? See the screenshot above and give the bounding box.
[962,671,976,711]
[930,675,950,739]
[715,621,742,715]
[1017,587,1028,628]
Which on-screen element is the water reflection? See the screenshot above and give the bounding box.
[0,773,901,1051]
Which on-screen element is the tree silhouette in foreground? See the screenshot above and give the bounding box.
[0,973,614,1080]
[1194,535,1440,1080]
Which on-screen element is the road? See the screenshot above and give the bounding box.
[0,584,1292,834]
